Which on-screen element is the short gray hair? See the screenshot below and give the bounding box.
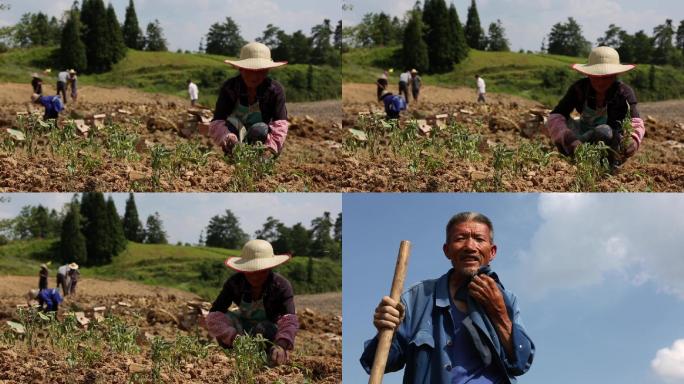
[445,212,494,242]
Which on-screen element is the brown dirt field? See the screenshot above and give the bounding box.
[341,83,684,192]
[0,276,341,383]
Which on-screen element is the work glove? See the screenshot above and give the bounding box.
[209,120,239,154]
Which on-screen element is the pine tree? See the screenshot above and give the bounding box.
[122,0,143,49]
[59,5,87,72]
[80,192,110,265]
[144,212,168,244]
[81,0,111,72]
[106,196,127,258]
[122,193,144,242]
[464,0,486,50]
[403,7,429,72]
[105,3,126,63]
[144,20,168,51]
[448,3,468,63]
[422,0,453,73]
[60,200,87,265]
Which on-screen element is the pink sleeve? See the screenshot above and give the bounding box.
[631,117,645,149]
[274,313,299,350]
[546,113,570,143]
[205,311,232,338]
[209,120,229,146]
[265,119,289,154]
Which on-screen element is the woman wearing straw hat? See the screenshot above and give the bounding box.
[209,42,289,156]
[31,73,43,95]
[38,264,49,290]
[67,263,80,296]
[547,46,645,166]
[205,239,299,366]
[67,69,78,103]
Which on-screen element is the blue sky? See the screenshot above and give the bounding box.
[343,193,684,384]
[0,0,339,51]
[342,0,684,52]
[0,193,341,245]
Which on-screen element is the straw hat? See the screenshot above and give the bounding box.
[571,46,635,77]
[411,69,418,74]
[40,264,48,270]
[68,262,79,270]
[68,69,77,75]
[224,42,287,70]
[31,73,41,79]
[224,240,290,272]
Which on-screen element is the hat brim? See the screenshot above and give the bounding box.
[68,263,79,270]
[224,254,290,272]
[571,63,636,77]
[224,58,287,70]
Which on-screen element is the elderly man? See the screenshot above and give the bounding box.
[360,212,534,383]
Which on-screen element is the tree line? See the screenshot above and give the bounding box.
[343,0,508,74]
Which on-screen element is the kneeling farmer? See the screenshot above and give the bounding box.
[209,42,289,157]
[31,93,63,121]
[205,239,299,366]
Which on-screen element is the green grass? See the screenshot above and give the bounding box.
[343,46,684,106]
[0,239,341,300]
[0,47,341,104]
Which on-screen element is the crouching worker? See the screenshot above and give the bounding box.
[26,288,63,312]
[379,90,407,120]
[31,93,63,121]
[205,239,299,366]
[546,46,645,167]
[209,42,289,157]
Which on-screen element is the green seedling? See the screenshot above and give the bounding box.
[150,336,172,382]
[150,144,172,189]
[573,142,611,191]
[102,315,140,354]
[226,334,269,384]
[228,144,276,192]
[491,144,515,191]
[444,122,482,162]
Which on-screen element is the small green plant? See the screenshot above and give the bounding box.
[149,336,172,382]
[103,122,141,161]
[444,122,482,161]
[103,315,140,354]
[227,334,269,384]
[150,144,172,188]
[228,144,276,191]
[491,144,515,191]
[573,142,611,191]
[171,141,212,173]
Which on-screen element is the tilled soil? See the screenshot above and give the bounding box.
[340,83,684,191]
[0,276,341,383]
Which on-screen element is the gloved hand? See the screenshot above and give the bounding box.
[269,344,289,366]
[556,129,580,156]
[216,326,238,348]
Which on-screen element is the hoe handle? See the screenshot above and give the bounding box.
[368,240,411,384]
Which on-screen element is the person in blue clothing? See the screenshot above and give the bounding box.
[28,288,63,312]
[31,93,63,120]
[361,212,535,383]
[379,90,406,120]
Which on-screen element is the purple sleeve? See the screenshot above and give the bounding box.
[275,314,299,350]
[271,81,287,121]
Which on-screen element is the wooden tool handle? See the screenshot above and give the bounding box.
[368,240,411,384]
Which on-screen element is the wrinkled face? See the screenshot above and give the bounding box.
[240,69,269,89]
[244,269,269,288]
[589,75,616,94]
[443,221,497,278]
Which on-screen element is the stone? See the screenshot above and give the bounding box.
[470,170,489,181]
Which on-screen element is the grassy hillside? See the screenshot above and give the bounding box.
[343,46,684,106]
[0,239,341,300]
[0,47,341,104]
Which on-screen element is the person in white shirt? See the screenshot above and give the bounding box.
[476,74,486,103]
[187,79,199,106]
[57,70,69,104]
[398,70,411,104]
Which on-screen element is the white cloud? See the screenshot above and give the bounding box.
[511,194,684,300]
[652,339,684,383]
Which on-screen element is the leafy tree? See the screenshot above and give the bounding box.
[448,3,468,63]
[464,0,486,50]
[422,0,453,73]
[289,30,312,63]
[122,0,144,49]
[204,17,245,56]
[334,20,343,51]
[257,24,281,49]
[310,212,335,259]
[311,19,339,66]
[486,19,510,51]
[288,223,311,257]
[144,212,168,244]
[597,24,623,48]
[144,19,167,51]
[334,213,342,243]
[631,30,654,64]
[106,196,127,256]
[105,3,126,63]
[546,17,590,57]
[80,192,111,265]
[653,19,675,65]
[59,5,87,72]
[10,205,60,239]
[122,193,144,242]
[402,8,429,74]
[60,200,87,265]
[677,20,684,51]
[204,210,248,249]
[12,12,57,47]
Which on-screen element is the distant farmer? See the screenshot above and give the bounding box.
[39,264,48,290]
[376,70,389,102]
[188,79,199,106]
[31,73,43,95]
[379,90,407,120]
[37,288,63,312]
[209,42,289,156]
[547,46,645,167]
[205,239,299,366]
[475,74,486,103]
[56,70,69,103]
[31,93,63,121]
[361,212,535,383]
[398,69,411,104]
[410,69,422,103]
[68,69,78,103]
[56,263,71,296]
[67,263,80,296]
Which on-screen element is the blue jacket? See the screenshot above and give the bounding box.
[38,288,63,311]
[360,268,534,384]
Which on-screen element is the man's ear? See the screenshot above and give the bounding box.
[488,244,498,263]
[443,243,449,259]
